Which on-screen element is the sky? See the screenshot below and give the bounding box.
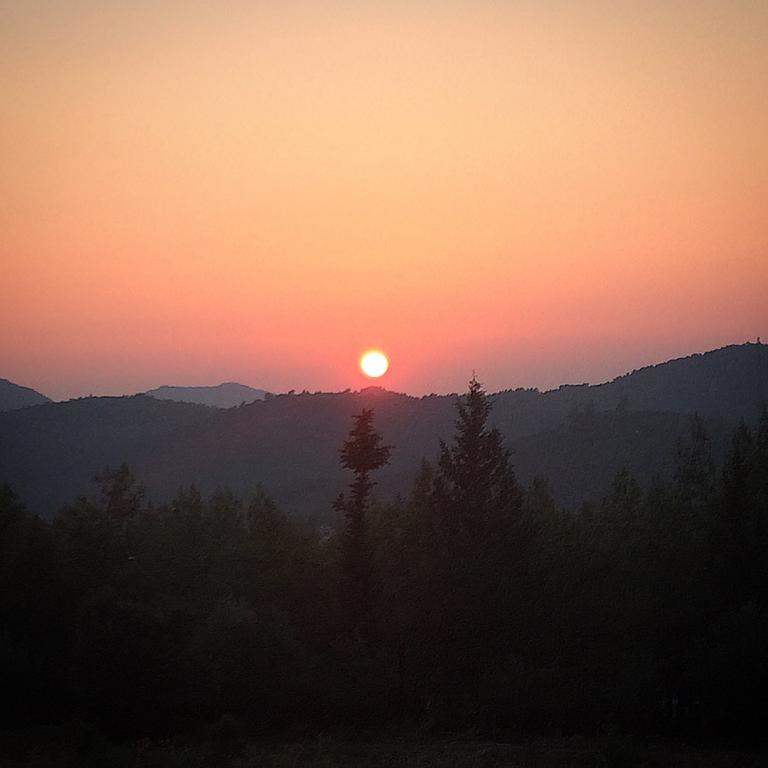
[1,0,766,400]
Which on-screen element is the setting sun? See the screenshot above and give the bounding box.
[360,350,389,378]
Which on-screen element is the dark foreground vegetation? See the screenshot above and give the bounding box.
[1,380,767,764]
[1,730,764,768]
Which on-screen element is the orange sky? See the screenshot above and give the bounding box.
[2,1,766,400]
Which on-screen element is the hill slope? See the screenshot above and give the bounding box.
[0,378,51,412]
[490,341,768,438]
[1,343,765,518]
[0,396,215,514]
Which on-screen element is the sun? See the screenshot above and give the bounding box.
[360,350,389,378]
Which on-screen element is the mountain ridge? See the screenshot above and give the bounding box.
[1,342,765,519]
[0,378,51,412]
[144,382,266,408]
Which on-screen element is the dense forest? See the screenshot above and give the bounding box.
[1,377,767,764]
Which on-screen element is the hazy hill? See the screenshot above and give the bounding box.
[1,343,765,519]
[144,382,266,408]
[489,341,768,438]
[0,396,215,514]
[0,378,51,412]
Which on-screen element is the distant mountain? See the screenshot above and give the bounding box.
[1,343,766,520]
[0,378,51,412]
[144,382,266,408]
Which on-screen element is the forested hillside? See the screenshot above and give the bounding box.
[2,379,767,763]
[0,396,215,514]
[1,343,765,519]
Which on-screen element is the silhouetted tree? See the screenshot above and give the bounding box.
[435,376,520,536]
[334,408,391,628]
[4,396,768,747]
[400,378,525,725]
[673,414,715,516]
[94,463,144,521]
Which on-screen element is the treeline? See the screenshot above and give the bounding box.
[1,379,767,746]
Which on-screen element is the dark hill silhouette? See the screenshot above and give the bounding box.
[1,343,765,519]
[0,396,215,514]
[0,378,51,411]
[510,409,734,507]
[138,387,453,523]
[145,382,266,408]
[490,341,768,438]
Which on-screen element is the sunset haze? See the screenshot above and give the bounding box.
[2,1,766,399]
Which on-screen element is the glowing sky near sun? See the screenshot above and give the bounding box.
[1,1,766,400]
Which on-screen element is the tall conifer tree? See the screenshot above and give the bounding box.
[334,408,391,627]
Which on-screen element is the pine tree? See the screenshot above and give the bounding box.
[416,377,523,723]
[94,463,144,521]
[435,376,519,537]
[673,414,715,517]
[334,408,391,626]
